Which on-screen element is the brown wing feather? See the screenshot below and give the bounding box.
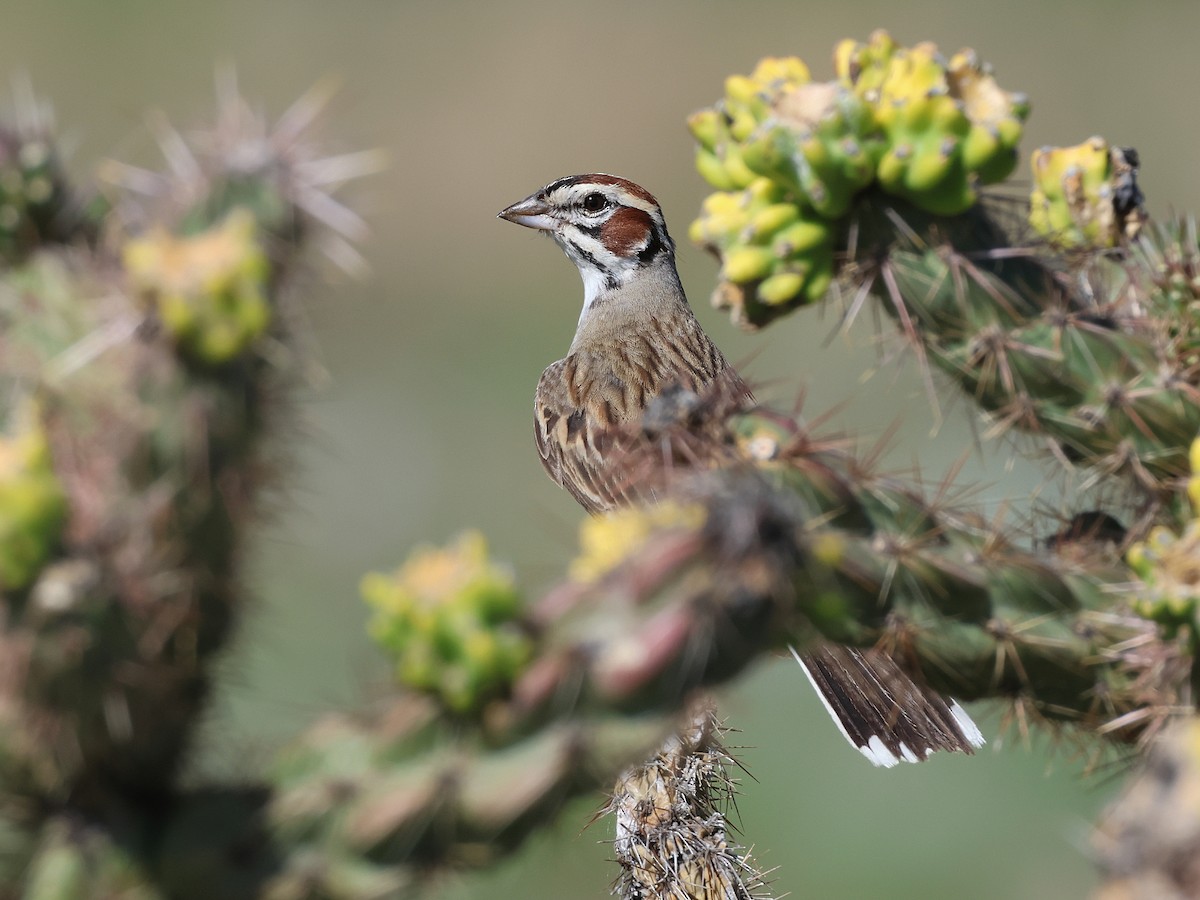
[534,359,642,514]
[534,326,752,515]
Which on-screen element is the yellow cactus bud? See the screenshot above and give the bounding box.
[757,271,805,305]
[724,74,761,106]
[751,56,811,88]
[570,502,707,583]
[1029,138,1118,247]
[722,246,776,283]
[687,109,725,151]
[748,203,802,240]
[695,149,739,191]
[363,530,531,712]
[773,220,832,255]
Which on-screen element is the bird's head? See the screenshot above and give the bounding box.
[498,174,676,309]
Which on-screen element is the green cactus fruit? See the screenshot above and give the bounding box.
[694,34,1029,323]
[694,32,1029,262]
[0,402,67,593]
[757,271,807,305]
[123,209,272,365]
[694,148,740,192]
[692,174,836,325]
[837,32,1028,214]
[1029,138,1146,248]
[362,530,533,714]
[692,57,812,192]
[772,218,832,255]
[719,143,759,189]
[746,202,802,242]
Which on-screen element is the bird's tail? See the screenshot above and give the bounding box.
[791,644,984,768]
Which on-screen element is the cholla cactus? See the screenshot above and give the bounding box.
[0,81,378,898]
[1,31,1198,900]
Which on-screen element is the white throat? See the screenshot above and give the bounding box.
[578,265,614,323]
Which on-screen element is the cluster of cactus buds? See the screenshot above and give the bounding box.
[123,210,272,365]
[1127,437,1200,639]
[362,531,533,713]
[836,31,1028,213]
[688,177,836,326]
[689,31,1029,325]
[1029,138,1146,247]
[0,402,65,592]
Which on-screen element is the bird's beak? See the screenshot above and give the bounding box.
[497,194,557,231]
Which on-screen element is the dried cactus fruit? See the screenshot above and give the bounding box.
[363,531,533,714]
[609,704,772,900]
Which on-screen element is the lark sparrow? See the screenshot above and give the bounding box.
[499,174,983,767]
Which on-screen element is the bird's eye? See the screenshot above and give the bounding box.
[581,192,610,214]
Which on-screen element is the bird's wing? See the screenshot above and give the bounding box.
[534,359,639,514]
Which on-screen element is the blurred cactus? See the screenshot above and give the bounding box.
[123,210,272,365]
[0,402,66,591]
[1092,717,1200,900]
[362,531,532,714]
[0,31,1197,900]
[0,88,95,264]
[0,79,380,899]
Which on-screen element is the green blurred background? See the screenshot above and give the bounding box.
[4,2,1198,897]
